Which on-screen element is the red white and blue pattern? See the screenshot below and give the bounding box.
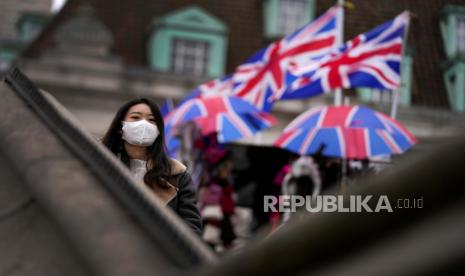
[178,75,233,106]
[278,11,409,101]
[165,95,276,143]
[232,6,342,111]
[161,100,181,158]
[164,75,234,152]
[164,124,181,158]
[275,105,417,159]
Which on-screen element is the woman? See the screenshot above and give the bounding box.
[281,156,321,224]
[102,98,202,235]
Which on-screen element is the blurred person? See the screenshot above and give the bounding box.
[312,145,342,192]
[281,156,321,223]
[320,157,343,192]
[347,159,372,179]
[199,147,237,251]
[101,98,201,235]
[269,162,291,230]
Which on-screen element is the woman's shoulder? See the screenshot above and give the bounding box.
[168,159,196,192]
[169,158,187,176]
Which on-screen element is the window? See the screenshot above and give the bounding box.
[440,5,465,58]
[171,38,210,76]
[16,12,50,42]
[443,62,465,112]
[147,6,228,78]
[457,17,465,56]
[264,0,315,39]
[440,5,465,112]
[277,0,308,36]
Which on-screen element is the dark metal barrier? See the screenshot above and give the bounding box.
[2,68,216,274]
[3,67,464,276]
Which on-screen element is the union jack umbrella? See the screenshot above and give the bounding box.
[232,5,342,111]
[277,11,409,101]
[164,123,181,158]
[165,95,277,143]
[274,105,417,159]
[164,76,235,154]
[160,99,183,158]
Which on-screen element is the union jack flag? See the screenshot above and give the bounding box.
[178,74,233,106]
[160,99,174,118]
[232,6,342,111]
[279,11,410,100]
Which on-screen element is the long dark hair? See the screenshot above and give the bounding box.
[102,98,172,189]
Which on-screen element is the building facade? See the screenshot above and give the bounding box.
[4,0,465,145]
[0,0,52,71]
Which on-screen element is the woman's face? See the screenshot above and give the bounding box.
[123,103,156,124]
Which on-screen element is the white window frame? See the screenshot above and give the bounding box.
[171,38,210,76]
[457,16,465,56]
[277,0,308,36]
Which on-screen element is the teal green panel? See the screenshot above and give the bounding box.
[443,68,454,109]
[0,48,18,61]
[441,4,465,15]
[148,29,172,71]
[440,5,465,60]
[357,88,373,102]
[148,28,227,77]
[148,5,228,77]
[16,13,49,42]
[152,5,227,33]
[399,55,413,106]
[209,36,227,77]
[443,61,465,112]
[264,0,316,39]
[264,0,279,39]
[440,6,465,59]
[20,21,38,41]
[304,0,316,25]
[454,63,465,112]
[447,14,457,58]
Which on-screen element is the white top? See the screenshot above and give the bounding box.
[129,159,148,187]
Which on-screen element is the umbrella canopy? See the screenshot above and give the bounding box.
[275,105,417,159]
[165,95,276,143]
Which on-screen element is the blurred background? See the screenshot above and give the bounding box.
[1,0,464,142]
[1,0,465,257]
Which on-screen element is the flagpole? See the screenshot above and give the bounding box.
[390,90,399,119]
[334,0,345,106]
[335,0,345,191]
[390,11,411,119]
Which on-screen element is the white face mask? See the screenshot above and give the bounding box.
[121,119,159,146]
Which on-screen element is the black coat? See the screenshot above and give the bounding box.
[167,169,202,236]
[122,156,202,236]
